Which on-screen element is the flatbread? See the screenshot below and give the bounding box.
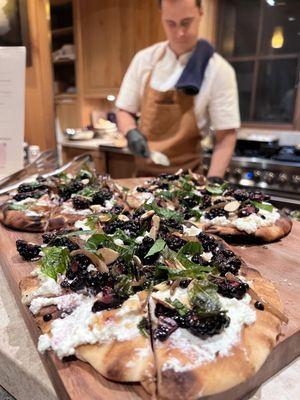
[201,215,292,243]
[153,267,282,400]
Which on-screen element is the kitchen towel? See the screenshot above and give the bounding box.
[175,39,214,96]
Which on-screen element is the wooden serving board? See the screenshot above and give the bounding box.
[0,179,299,400]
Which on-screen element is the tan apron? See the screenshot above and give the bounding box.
[135,48,202,177]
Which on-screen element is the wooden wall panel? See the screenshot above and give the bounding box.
[78,0,165,98]
[25,0,56,150]
[199,0,218,44]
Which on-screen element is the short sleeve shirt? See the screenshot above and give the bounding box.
[116,41,241,131]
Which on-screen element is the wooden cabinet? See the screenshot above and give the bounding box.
[76,0,165,98]
[61,146,105,173]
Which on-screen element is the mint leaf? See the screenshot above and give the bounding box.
[205,182,228,195]
[39,246,70,280]
[166,298,189,316]
[137,317,149,338]
[251,200,273,212]
[188,280,221,314]
[145,238,166,258]
[144,201,183,223]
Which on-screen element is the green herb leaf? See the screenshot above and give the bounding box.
[144,201,183,223]
[166,298,189,316]
[8,203,30,211]
[77,186,99,199]
[251,200,273,212]
[156,264,210,280]
[205,182,228,195]
[115,275,134,297]
[39,246,70,280]
[85,215,99,229]
[178,242,203,257]
[188,280,221,314]
[137,317,149,338]
[145,238,166,258]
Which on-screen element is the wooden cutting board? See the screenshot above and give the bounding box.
[0,180,299,400]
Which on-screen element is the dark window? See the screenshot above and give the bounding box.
[217,0,300,128]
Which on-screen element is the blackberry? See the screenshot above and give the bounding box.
[69,180,84,193]
[43,314,53,322]
[200,194,212,209]
[60,279,70,289]
[136,186,148,192]
[72,196,91,210]
[204,208,229,220]
[17,183,36,193]
[186,311,230,339]
[16,239,41,261]
[238,204,259,218]
[103,220,123,234]
[86,272,110,294]
[182,208,192,220]
[91,296,124,312]
[214,279,249,300]
[50,237,79,252]
[181,195,198,209]
[13,190,47,201]
[249,191,270,202]
[158,173,179,181]
[42,232,56,244]
[133,207,145,219]
[160,218,183,235]
[197,232,218,253]
[157,182,169,190]
[67,254,91,278]
[179,279,191,288]
[153,317,178,341]
[191,253,209,266]
[69,276,86,292]
[123,220,141,237]
[136,236,158,264]
[255,301,265,311]
[166,235,186,251]
[111,205,124,215]
[58,186,71,201]
[92,189,113,206]
[211,249,241,276]
[233,189,249,202]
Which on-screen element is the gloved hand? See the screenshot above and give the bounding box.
[207,176,225,184]
[126,128,150,158]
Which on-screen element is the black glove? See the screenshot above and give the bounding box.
[207,176,225,184]
[126,128,150,158]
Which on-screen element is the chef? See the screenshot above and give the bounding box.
[116,0,240,178]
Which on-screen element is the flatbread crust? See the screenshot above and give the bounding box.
[154,266,282,400]
[200,215,292,243]
[0,204,51,232]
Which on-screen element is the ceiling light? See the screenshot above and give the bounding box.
[266,0,275,6]
[107,95,115,102]
[288,17,296,22]
[271,26,284,49]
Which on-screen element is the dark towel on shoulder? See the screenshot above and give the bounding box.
[175,39,214,96]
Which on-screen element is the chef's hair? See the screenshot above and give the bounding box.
[158,0,202,7]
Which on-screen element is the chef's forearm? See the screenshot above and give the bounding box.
[207,129,237,178]
[117,109,137,137]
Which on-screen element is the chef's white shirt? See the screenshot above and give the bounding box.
[116,41,241,132]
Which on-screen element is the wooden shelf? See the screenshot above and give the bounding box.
[53,59,75,65]
[52,26,73,37]
[54,93,77,100]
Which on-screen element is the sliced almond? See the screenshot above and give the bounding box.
[149,215,160,240]
[175,168,183,175]
[127,194,144,209]
[118,214,129,222]
[98,214,112,222]
[151,294,175,309]
[224,200,240,213]
[153,282,170,291]
[173,232,199,242]
[97,248,119,265]
[140,210,155,220]
[70,249,109,273]
[133,255,143,269]
[90,205,103,213]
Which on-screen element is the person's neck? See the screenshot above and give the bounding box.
[168,41,198,58]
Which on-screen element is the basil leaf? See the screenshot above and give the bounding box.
[166,298,189,316]
[39,246,70,280]
[178,242,203,257]
[188,280,221,314]
[144,201,183,223]
[205,182,228,195]
[145,238,166,258]
[156,264,210,280]
[251,200,273,212]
